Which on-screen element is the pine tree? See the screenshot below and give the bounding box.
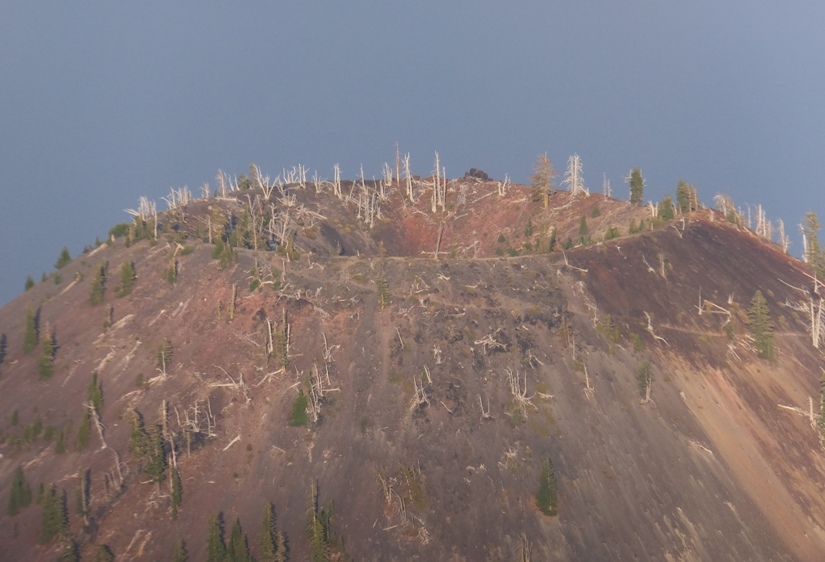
[60,536,80,562]
[676,180,697,213]
[39,485,68,543]
[75,408,91,451]
[172,540,188,562]
[307,483,330,562]
[819,370,825,445]
[128,409,149,459]
[88,371,104,414]
[117,260,136,297]
[260,502,286,562]
[803,212,825,278]
[171,468,183,520]
[89,262,107,305]
[535,458,558,516]
[55,247,72,269]
[658,195,675,221]
[157,338,173,375]
[206,513,227,562]
[93,544,115,562]
[38,333,56,380]
[227,518,252,562]
[530,153,556,208]
[747,290,774,360]
[25,275,35,291]
[628,167,645,205]
[0,332,7,367]
[146,424,167,487]
[579,216,589,244]
[8,466,32,516]
[23,307,39,354]
[636,361,653,403]
[289,392,308,427]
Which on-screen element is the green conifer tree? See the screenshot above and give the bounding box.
[38,334,56,380]
[157,338,173,375]
[676,180,697,213]
[39,485,68,543]
[128,409,149,459]
[75,408,91,451]
[25,275,35,291]
[146,424,167,488]
[171,468,182,520]
[658,195,675,221]
[117,260,136,297]
[803,212,825,278]
[535,458,559,516]
[747,290,774,360]
[628,167,644,205]
[23,307,39,354]
[88,371,104,414]
[172,540,188,562]
[819,370,825,445]
[0,332,7,367]
[260,502,286,562]
[8,466,33,516]
[93,544,115,562]
[227,518,252,562]
[55,247,72,270]
[89,262,107,305]
[206,513,227,562]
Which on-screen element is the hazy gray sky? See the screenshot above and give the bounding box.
[2,3,824,305]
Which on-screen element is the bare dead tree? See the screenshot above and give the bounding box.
[777,218,791,253]
[478,394,493,420]
[506,367,536,418]
[583,363,595,400]
[411,376,430,411]
[497,174,510,197]
[780,275,825,349]
[562,154,588,196]
[474,331,507,354]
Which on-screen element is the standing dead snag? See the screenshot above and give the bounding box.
[506,368,536,419]
[411,376,430,411]
[478,394,493,420]
[307,363,340,424]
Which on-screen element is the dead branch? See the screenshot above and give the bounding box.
[643,311,669,346]
[478,394,493,420]
[222,434,241,452]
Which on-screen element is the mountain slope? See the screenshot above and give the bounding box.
[1,178,824,561]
